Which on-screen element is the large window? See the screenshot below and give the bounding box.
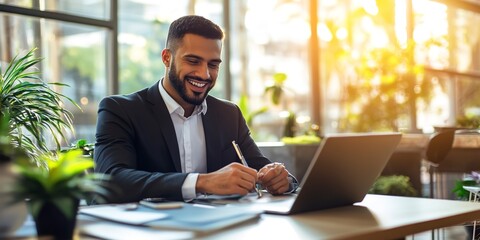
[117,0,225,97]
[318,0,480,134]
[0,0,111,146]
[1,0,480,146]
[230,0,311,141]
[414,0,480,129]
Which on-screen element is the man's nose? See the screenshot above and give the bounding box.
[196,63,210,80]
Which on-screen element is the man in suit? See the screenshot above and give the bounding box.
[94,15,296,203]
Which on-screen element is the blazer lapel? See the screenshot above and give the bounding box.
[146,81,182,172]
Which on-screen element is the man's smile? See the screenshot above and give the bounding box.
[186,77,210,91]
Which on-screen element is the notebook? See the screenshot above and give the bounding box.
[248,132,402,215]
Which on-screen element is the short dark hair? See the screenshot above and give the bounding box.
[166,15,224,51]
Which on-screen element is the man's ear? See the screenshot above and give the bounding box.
[161,49,171,67]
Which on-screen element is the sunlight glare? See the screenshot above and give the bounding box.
[336,28,348,40]
[279,111,291,118]
[80,97,89,106]
[380,94,388,102]
[362,0,379,15]
[395,92,406,104]
[414,85,421,94]
[296,115,311,124]
[395,0,407,48]
[351,103,361,114]
[318,23,333,42]
[413,1,447,43]
[287,19,311,43]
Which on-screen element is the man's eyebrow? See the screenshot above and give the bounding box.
[183,54,222,63]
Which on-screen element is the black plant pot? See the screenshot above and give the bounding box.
[33,200,79,239]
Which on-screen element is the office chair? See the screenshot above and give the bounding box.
[422,130,455,240]
[424,129,455,199]
[425,129,480,240]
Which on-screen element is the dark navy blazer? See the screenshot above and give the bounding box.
[94,81,271,203]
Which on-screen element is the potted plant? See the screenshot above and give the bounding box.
[0,48,78,164]
[369,175,417,197]
[9,150,110,239]
[0,115,28,236]
[452,171,480,239]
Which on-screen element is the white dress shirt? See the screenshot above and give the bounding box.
[158,81,207,200]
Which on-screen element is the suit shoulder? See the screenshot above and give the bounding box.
[100,88,149,106]
[206,96,238,110]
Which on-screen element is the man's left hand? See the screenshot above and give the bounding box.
[258,162,290,195]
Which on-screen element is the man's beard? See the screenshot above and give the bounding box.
[168,61,212,106]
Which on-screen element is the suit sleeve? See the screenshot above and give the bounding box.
[94,97,188,203]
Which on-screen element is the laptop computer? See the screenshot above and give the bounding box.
[250,132,402,215]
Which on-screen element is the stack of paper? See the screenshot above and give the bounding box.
[79,203,261,234]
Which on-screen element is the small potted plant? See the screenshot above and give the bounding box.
[452,171,480,239]
[0,48,79,165]
[9,150,110,239]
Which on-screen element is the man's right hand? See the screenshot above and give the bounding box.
[196,162,258,195]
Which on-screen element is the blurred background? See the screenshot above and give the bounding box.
[1,0,479,145]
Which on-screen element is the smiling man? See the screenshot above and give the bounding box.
[94,15,297,203]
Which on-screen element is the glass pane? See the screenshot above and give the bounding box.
[413,0,449,69]
[413,0,480,131]
[451,8,480,73]
[416,73,452,130]
[413,0,480,73]
[0,0,110,20]
[456,76,480,127]
[230,0,311,141]
[118,0,226,99]
[319,0,421,133]
[0,13,108,146]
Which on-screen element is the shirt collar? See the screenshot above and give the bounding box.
[158,79,208,116]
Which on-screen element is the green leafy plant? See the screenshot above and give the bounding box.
[264,72,288,105]
[369,175,417,197]
[452,171,480,200]
[238,94,268,128]
[62,139,95,157]
[0,113,15,164]
[456,115,480,129]
[0,48,79,164]
[10,150,109,219]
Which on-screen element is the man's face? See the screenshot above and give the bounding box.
[163,34,222,107]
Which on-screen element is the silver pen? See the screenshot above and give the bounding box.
[231,140,263,198]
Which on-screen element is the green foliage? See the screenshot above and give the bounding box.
[283,111,297,138]
[281,135,321,144]
[119,19,167,94]
[264,72,288,105]
[456,115,480,129]
[10,150,110,219]
[321,1,437,133]
[238,94,268,127]
[340,43,431,132]
[61,46,100,80]
[0,48,79,164]
[62,139,95,157]
[369,175,417,197]
[452,179,477,200]
[0,113,13,163]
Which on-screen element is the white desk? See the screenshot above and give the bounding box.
[11,194,480,240]
[196,194,480,240]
